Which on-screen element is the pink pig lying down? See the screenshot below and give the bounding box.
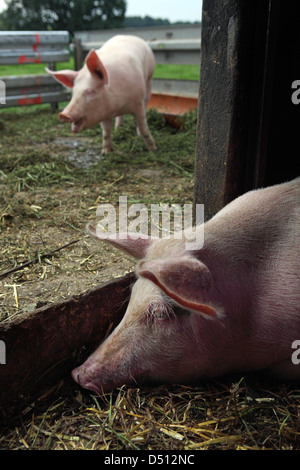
[46,35,156,155]
[72,178,300,394]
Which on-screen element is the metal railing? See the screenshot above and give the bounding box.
[73,24,201,67]
[0,31,70,109]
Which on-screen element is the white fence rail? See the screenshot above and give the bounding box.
[74,25,201,67]
[0,31,70,109]
[75,38,200,66]
[2,74,70,108]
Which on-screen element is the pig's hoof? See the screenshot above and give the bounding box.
[101,147,113,155]
[148,144,157,151]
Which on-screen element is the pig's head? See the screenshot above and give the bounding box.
[46,50,109,133]
[71,224,221,394]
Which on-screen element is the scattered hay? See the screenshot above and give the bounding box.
[1,377,299,450]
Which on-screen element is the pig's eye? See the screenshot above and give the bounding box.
[84,88,95,97]
[147,300,173,322]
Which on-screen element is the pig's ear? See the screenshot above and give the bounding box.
[86,223,152,259]
[45,67,78,88]
[85,50,109,84]
[137,257,219,318]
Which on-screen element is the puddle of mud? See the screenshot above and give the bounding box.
[53,137,101,168]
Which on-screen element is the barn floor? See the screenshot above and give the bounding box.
[0,106,299,450]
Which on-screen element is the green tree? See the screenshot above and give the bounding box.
[0,0,126,33]
[124,16,171,28]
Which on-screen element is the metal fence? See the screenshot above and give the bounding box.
[2,74,70,108]
[0,25,201,111]
[0,31,70,109]
[73,24,201,67]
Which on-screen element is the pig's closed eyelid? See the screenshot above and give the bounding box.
[154,316,170,324]
[84,88,95,96]
[152,312,176,324]
[146,301,174,321]
[146,311,168,325]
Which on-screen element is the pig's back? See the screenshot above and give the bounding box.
[220,179,299,355]
[97,35,155,80]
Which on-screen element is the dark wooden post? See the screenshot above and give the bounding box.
[194,0,273,220]
[48,61,59,112]
[194,0,300,222]
[73,37,83,71]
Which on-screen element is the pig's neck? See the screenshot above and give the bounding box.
[192,224,269,373]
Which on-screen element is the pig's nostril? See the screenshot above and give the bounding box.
[71,368,82,385]
[58,113,73,123]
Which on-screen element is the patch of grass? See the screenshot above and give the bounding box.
[0,59,199,81]
[0,105,196,285]
[0,106,196,197]
[0,59,75,77]
[153,64,200,81]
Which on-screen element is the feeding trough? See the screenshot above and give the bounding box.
[148,92,198,128]
[0,272,134,412]
[148,78,198,129]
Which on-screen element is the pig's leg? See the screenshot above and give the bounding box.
[134,103,157,151]
[145,76,153,105]
[115,116,123,129]
[100,119,113,155]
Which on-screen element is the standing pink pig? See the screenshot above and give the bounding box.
[72,179,300,394]
[46,35,156,154]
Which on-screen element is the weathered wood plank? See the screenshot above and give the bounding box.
[0,272,134,409]
[193,0,271,220]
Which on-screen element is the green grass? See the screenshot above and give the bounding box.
[0,59,75,77]
[0,106,197,200]
[0,58,199,81]
[153,63,200,81]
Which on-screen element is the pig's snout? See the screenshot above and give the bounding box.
[72,364,104,395]
[71,367,80,386]
[59,112,84,133]
[58,112,73,123]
